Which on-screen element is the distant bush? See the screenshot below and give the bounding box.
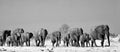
[110,33,118,38]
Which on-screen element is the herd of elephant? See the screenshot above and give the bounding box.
[0,25,110,47]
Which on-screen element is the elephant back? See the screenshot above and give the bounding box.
[69,28,83,38]
[12,28,24,37]
[95,25,106,35]
[51,31,61,40]
[13,28,24,34]
[90,25,110,40]
[52,31,61,37]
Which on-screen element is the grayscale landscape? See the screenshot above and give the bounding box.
[0,0,120,52]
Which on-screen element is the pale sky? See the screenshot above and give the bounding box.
[0,0,120,34]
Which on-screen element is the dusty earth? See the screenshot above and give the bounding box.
[0,36,120,52]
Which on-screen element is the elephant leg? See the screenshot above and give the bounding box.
[16,41,20,46]
[66,41,69,47]
[101,40,104,47]
[56,40,59,47]
[101,39,104,47]
[36,40,40,46]
[35,40,38,46]
[26,40,30,46]
[86,42,88,47]
[28,40,30,46]
[17,41,19,46]
[38,40,40,46]
[8,42,11,46]
[41,40,45,47]
[87,42,90,47]
[63,41,65,46]
[86,41,90,47]
[51,39,55,47]
[7,41,10,46]
[12,42,16,46]
[35,40,37,46]
[74,40,78,46]
[1,40,4,46]
[25,41,27,46]
[11,42,13,46]
[101,35,105,47]
[16,41,18,46]
[52,42,55,47]
[94,40,97,47]
[19,40,23,46]
[69,38,74,46]
[16,42,19,46]
[76,41,80,47]
[107,34,110,46]
[91,40,94,47]
[81,41,85,47]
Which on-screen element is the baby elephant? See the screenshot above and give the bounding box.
[80,33,91,47]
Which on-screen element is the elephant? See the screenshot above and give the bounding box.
[62,33,70,47]
[90,25,110,47]
[34,28,48,47]
[0,30,11,46]
[20,32,33,46]
[68,28,83,47]
[80,33,91,47]
[11,28,24,46]
[51,31,61,47]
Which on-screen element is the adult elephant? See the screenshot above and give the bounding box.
[90,25,110,47]
[0,30,11,46]
[34,28,48,47]
[51,31,61,47]
[20,32,33,46]
[69,28,83,47]
[11,28,24,46]
[62,33,70,47]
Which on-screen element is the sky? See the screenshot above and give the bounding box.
[0,0,120,34]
